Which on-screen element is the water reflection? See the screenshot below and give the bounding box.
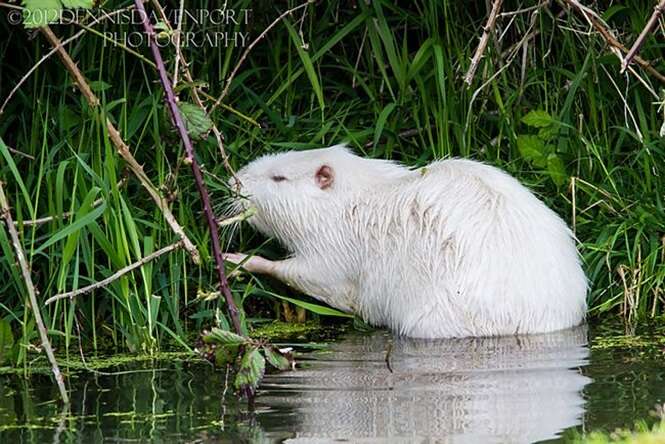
[258,327,590,443]
[0,327,616,443]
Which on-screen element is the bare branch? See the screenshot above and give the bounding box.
[171,0,186,87]
[45,241,183,305]
[0,182,69,404]
[134,0,243,335]
[501,9,566,59]
[5,145,35,160]
[561,0,665,85]
[622,0,665,73]
[464,0,504,86]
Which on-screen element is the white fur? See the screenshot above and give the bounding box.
[232,145,587,338]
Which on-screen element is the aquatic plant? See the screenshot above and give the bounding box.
[200,327,294,396]
[577,414,665,444]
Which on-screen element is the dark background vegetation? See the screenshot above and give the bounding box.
[0,0,664,364]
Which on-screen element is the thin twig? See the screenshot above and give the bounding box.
[45,241,183,305]
[210,0,313,113]
[0,182,69,404]
[39,25,201,265]
[601,65,644,142]
[352,28,368,88]
[0,7,122,116]
[621,0,665,73]
[561,0,665,85]
[464,0,504,86]
[5,145,35,160]
[19,201,95,228]
[500,2,547,18]
[464,10,538,140]
[134,0,243,335]
[148,0,237,181]
[501,9,566,60]
[16,179,126,227]
[171,0,186,87]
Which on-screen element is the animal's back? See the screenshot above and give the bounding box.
[354,158,587,338]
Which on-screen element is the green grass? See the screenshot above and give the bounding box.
[575,418,665,444]
[0,0,664,365]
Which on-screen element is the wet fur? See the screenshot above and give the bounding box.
[232,145,587,338]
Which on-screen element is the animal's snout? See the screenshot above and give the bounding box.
[226,170,253,216]
[227,172,244,195]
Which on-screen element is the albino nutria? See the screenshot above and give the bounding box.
[224,145,587,338]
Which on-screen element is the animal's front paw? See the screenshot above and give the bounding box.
[223,252,274,274]
[223,252,249,265]
[223,253,247,278]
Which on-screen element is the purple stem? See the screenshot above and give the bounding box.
[133,0,242,335]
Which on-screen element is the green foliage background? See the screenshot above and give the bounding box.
[0,0,664,363]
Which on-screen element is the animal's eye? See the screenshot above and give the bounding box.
[271,175,287,182]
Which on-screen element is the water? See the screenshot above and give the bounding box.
[0,324,664,443]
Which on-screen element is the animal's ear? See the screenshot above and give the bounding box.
[315,165,334,189]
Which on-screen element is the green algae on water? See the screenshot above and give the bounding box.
[0,351,195,376]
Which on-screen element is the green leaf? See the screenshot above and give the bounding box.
[547,154,568,187]
[234,347,265,394]
[55,160,68,221]
[533,148,553,168]
[22,0,92,28]
[284,20,325,113]
[372,2,405,90]
[263,346,292,371]
[521,110,553,128]
[60,108,80,131]
[34,198,107,254]
[89,81,111,94]
[178,102,213,139]
[0,138,34,216]
[155,321,194,353]
[214,344,240,367]
[60,0,93,8]
[267,12,368,107]
[0,225,22,288]
[407,38,434,81]
[516,135,546,162]
[602,4,628,21]
[153,20,169,31]
[257,290,354,318]
[88,81,111,93]
[538,125,559,141]
[0,319,14,365]
[59,188,102,268]
[22,0,61,28]
[203,327,248,346]
[148,295,161,334]
[373,103,396,148]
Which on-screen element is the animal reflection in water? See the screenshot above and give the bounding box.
[258,327,590,443]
